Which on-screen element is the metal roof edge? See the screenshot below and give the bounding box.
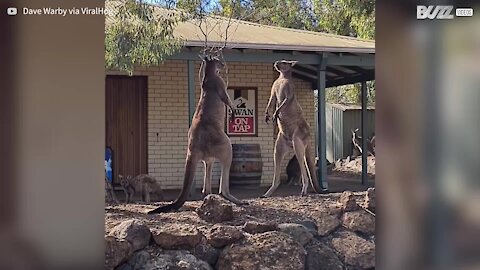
[183,41,375,54]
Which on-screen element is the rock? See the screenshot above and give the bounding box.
[217,231,306,270]
[123,248,212,270]
[278,223,313,246]
[206,225,244,248]
[196,194,234,223]
[316,215,341,236]
[152,223,203,250]
[295,219,318,237]
[306,241,343,270]
[363,187,375,210]
[242,221,278,234]
[331,231,375,269]
[109,219,151,252]
[163,250,212,270]
[338,191,360,212]
[115,263,133,270]
[191,242,221,266]
[105,236,131,270]
[342,210,375,235]
[123,250,150,270]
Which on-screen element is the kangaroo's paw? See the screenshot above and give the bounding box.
[220,193,245,206]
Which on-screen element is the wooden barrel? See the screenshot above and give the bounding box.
[230,144,263,188]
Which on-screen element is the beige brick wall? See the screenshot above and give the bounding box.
[107,60,316,190]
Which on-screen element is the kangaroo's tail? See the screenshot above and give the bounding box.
[148,157,196,214]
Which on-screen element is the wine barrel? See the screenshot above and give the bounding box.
[230,144,263,188]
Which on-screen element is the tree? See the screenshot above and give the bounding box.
[313,0,375,105]
[314,0,375,39]
[105,0,184,75]
[212,0,315,30]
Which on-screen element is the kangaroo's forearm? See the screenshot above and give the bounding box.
[273,98,288,115]
[265,96,276,114]
[221,92,234,109]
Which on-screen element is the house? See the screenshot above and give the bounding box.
[105,5,375,190]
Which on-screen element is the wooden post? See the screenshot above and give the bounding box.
[361,81,368,185]
[316,54,328,190]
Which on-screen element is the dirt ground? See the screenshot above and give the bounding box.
[106,192,361,236]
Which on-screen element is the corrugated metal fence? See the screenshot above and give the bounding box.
[325,103,375,162]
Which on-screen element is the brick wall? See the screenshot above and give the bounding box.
[107,60,316,190]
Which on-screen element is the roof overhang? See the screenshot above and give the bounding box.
[183,40,375,54]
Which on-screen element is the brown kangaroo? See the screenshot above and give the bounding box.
[119,174,164,203]
[263,60,326,197]
[148,55,245,214]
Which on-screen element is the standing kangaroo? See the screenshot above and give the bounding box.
[148,55,244,214]
[263,60,326,197]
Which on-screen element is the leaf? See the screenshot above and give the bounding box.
[105,0,184,75]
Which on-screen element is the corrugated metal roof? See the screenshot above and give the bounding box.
[105,2,375,54]
[327,103,376,111]
[175,16,375,53]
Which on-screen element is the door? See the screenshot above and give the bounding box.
[106,75,147,185]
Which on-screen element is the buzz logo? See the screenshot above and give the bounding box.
[417,5,454,19]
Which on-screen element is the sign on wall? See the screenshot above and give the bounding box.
[226,87,257,136]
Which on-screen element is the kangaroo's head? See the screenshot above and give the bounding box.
[274,60,297,74]
[118,174,131,188]
[351,128,362,140]
[203,54,225,75]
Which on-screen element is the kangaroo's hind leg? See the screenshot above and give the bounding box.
[262,134,288,197]
[215,140,245,205]
[202,159,214,197]
[292,137,310,196]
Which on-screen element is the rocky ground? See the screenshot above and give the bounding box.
[330,156,376,178]
[106,188,375,270]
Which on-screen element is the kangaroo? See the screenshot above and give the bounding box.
[352,128,362,157]
[286,155,301,186]
[369,133,375,156]
[351,128,375,157]
[148,55,245,214]
[118,174,164,203]
[105,176,119,203]
[263,60,326,197]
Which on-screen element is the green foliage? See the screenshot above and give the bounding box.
[314,0,375,39]
[211,0,315,30]
[314,0,375,104]
[105,0,183,75]
[326,81,375,105]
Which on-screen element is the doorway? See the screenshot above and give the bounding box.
[105,75,147,185]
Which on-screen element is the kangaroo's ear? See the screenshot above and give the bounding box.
[288,60,298,67]
[274,61,281,71]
